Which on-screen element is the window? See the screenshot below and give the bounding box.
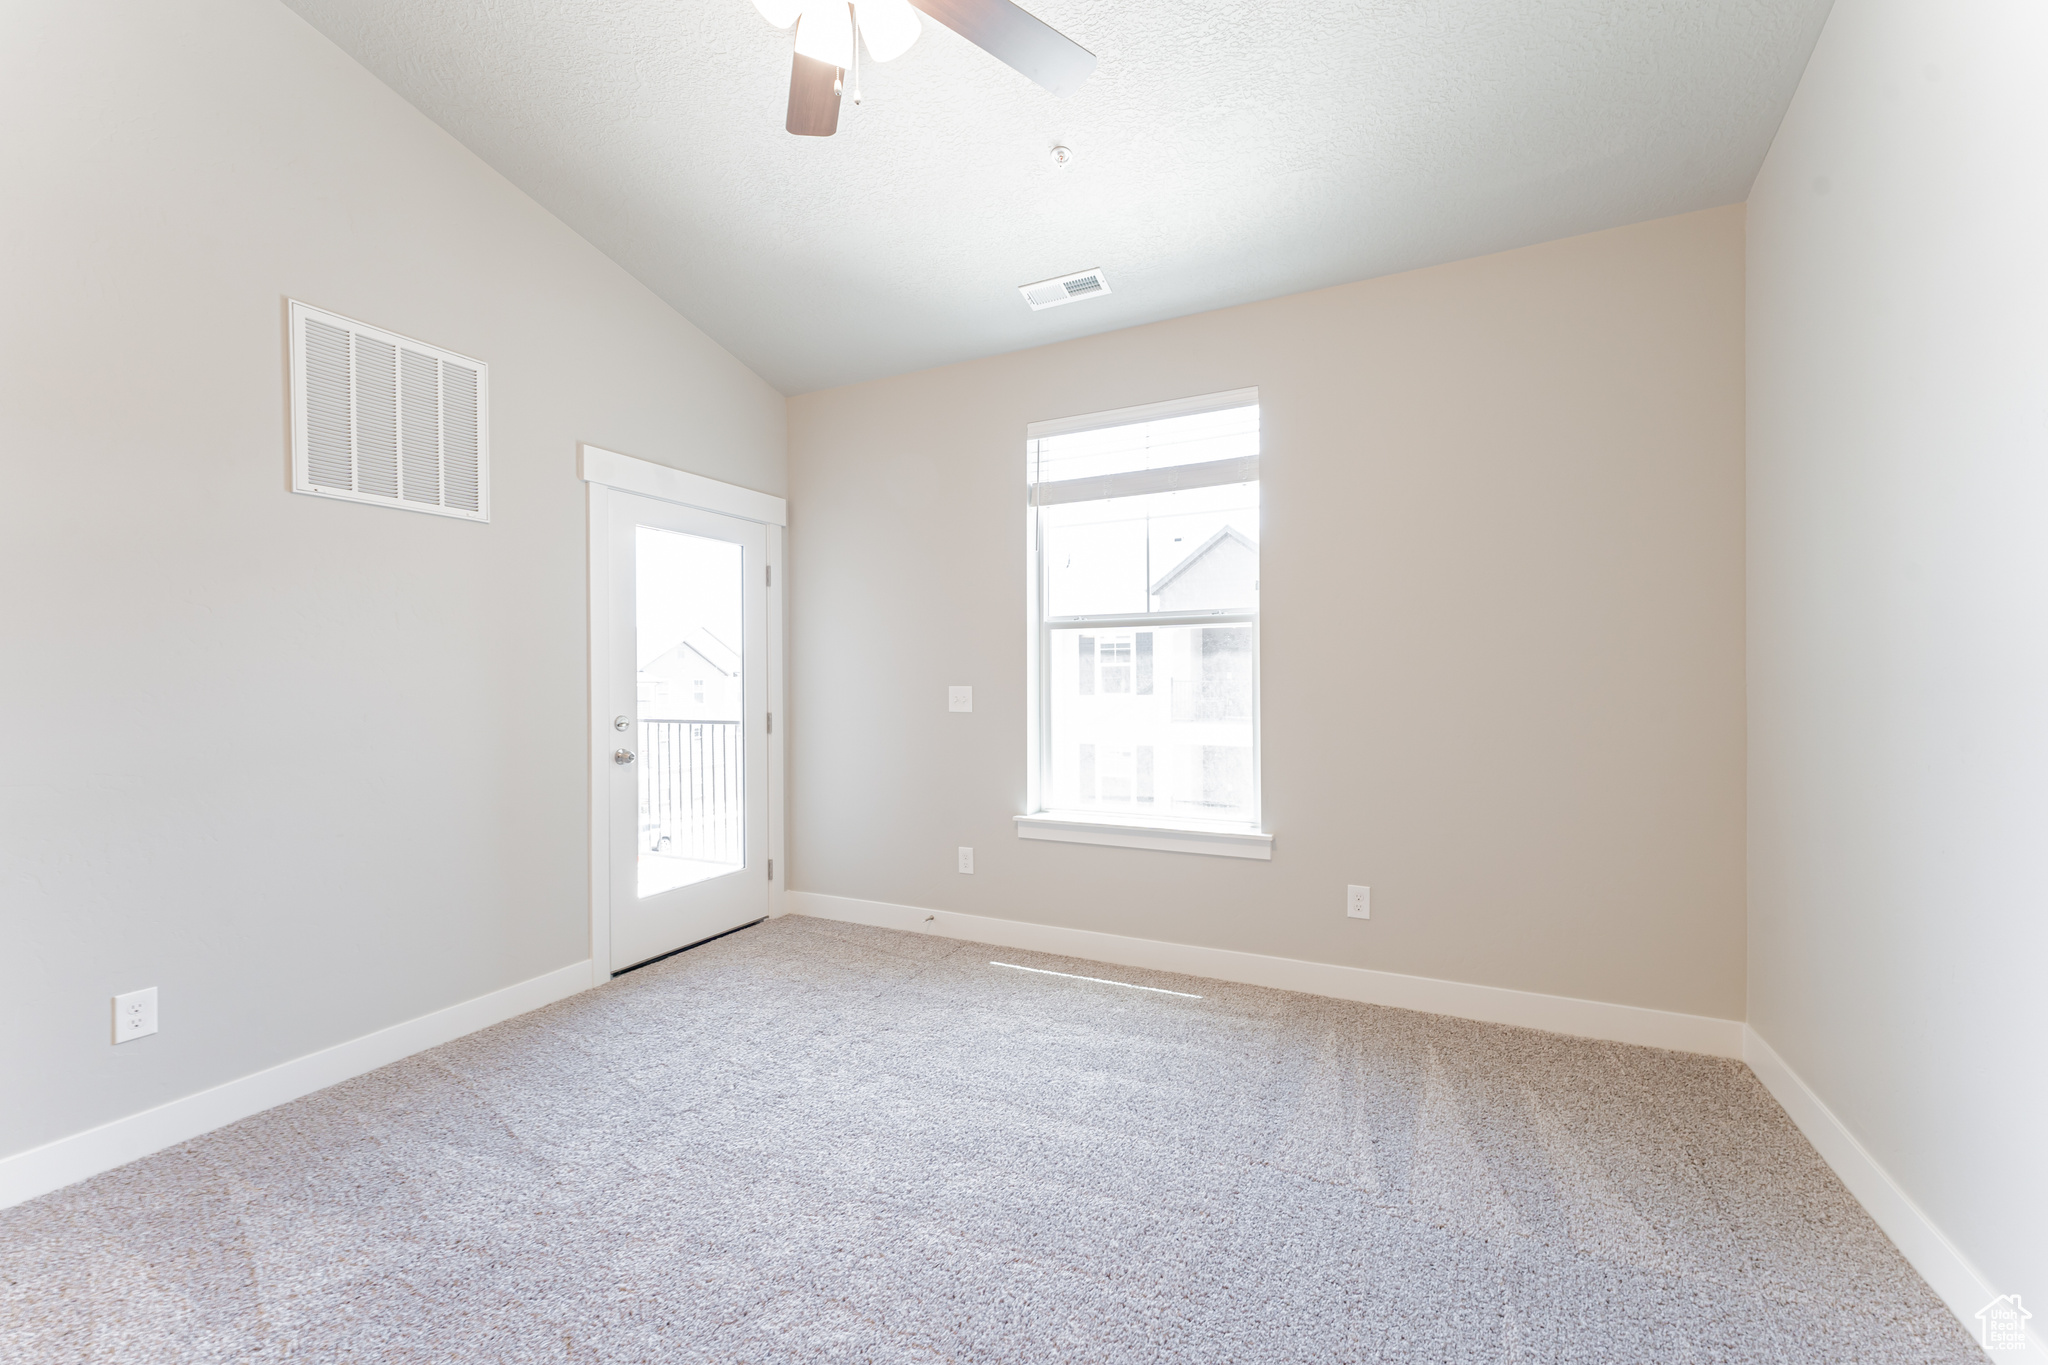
[1020,390,1269,858]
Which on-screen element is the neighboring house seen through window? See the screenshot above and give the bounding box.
[1027,392,1260,831]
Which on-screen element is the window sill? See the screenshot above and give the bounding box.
[1014,812,1273,860]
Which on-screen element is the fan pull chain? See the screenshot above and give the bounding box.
[848,2,862,105]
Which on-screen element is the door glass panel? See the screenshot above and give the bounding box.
[635,526,744,896]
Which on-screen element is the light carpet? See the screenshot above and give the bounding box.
[0,914,1984,1362]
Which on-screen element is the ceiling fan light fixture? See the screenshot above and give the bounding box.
[755,0,1092,139]
[853,0,921,62]
[751,0,803,28]
[793,1,855,68]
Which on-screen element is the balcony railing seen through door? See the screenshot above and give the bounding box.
[639,720,743,867]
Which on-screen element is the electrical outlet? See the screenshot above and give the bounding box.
[113,987,158,1043]
[1347,885,1370,919]
[948,686,972,713]
[958,846,974,874]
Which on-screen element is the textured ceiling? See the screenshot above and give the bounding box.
[280,0,1833,394]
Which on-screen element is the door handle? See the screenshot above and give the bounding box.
[614,749,636,765]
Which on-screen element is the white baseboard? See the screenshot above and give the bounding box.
[1744,1027,2045,1361]
[785,891,1744,1058]
[0,960,591,1211]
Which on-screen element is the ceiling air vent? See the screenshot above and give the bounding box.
[288,300,489,521]
[1019,268,1112,312]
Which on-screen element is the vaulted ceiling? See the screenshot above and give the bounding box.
[281,0,1833,394]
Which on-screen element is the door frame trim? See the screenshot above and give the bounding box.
[581,444,785,987]
[579,443,787,527]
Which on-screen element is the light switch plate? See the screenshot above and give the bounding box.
[1347,885,1370,919]
[958,846,974,874]
[113,987,158,1043]
[948,686,972,713]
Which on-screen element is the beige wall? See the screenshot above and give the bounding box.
[0,0,783,1159]
[788,205,1746,1019]
[1748,0,2047,1318]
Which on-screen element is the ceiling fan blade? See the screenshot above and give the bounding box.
[906,0,1095,97]
[786,51,841,136]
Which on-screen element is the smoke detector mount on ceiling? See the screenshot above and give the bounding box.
[1019,268,1111,312]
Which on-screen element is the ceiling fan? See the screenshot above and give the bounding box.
[748,0,1096,136]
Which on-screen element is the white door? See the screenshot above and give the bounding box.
[607,491,769,972]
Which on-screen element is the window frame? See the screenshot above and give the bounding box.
[1019,389,1272,860]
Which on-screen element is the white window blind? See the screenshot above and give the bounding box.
[289,300,489,521]
[1027,388,1259,505]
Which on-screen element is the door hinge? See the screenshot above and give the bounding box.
[766,565,772,587]
[767,858,774,881]
[766,711,773,735]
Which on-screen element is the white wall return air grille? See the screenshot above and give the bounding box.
[289,300,489,521]
[1019,268,1112,312]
